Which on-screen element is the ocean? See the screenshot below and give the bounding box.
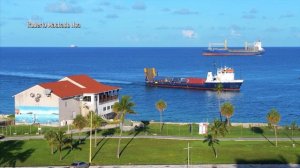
[0,47,300,125]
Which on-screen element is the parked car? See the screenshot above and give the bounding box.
[70,161,89,168]
[0,135,5,139]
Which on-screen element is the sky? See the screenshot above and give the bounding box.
[0,0,299,47]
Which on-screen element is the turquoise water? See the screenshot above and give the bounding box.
[0,47,300,125]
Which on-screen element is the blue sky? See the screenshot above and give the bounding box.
[0,0,299,47]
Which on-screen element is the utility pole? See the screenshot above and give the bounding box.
[89,112,92,163]
[184,142,192,168]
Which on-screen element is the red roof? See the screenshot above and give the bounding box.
[67,75,119,93]
[39,75,120,98]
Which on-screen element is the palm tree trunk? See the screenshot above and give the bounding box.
[227,117,230,126]
[160,113,162,132]
[59,147,62,160]
[94,129,97,147]
[212,145,217,158]
[218,95,222,122]
[117,122,123,158]
[274,125,278,147]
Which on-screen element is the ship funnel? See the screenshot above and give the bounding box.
[144,68,157,81]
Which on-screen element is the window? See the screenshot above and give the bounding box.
[72,111,76,119]
[103,107,106,111]
[111,105,113,109]
[107,106,110,110]
[83,96,91,102]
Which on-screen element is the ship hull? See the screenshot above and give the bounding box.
[146,81,243,91]
[202,49,264,56]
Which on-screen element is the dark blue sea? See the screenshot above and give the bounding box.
[0,47,300,125]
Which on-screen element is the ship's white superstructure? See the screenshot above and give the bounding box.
[206,66,244,83]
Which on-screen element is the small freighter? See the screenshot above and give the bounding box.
[144,66,244,91]
[202,40,264,56]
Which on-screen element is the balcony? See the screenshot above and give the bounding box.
[99,95,118,104]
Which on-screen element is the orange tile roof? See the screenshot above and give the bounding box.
[39,75,120,98]
[39,81,83,98]
[67,75,120,93]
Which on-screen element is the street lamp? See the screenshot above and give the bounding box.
[89,111,92,163]
[184,142,192,168]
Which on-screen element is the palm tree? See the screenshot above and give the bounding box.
[7,114,15,135]
[215,83,223,121]
[87,111,104,147]
[221,102,234,126]
[155,99,167,132]
[54,130,67,161]
[113,95,136,159]
[210,119,227,139]
[266,109,281,147]
[204,119,227,158]
[44,130,56,154]
[7,114,15,125]
[73,114,87,143]
[290,121,298,138]
[203,134,219,158]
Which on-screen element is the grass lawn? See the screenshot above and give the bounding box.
[1,138,300,167]
[102,122,300,139]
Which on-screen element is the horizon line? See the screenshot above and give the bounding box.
[1,46,300,48]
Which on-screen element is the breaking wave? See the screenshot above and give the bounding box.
[95,78,132,84]
[0,71,132,84]
[0,71,62,80]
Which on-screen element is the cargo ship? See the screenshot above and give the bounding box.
[202,40,264,56]
[144,66,244,91]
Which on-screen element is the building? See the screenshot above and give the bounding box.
[14,75,120,126]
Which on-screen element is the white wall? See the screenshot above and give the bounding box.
[15,85,59,107]
[98,99,118,115]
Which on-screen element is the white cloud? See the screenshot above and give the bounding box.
[174,8,198,15]
[100,1,110,6]
[132,2,146,10]
[162,8,170,12]
[182,29,197,38]
[230,29,241,36]
[280,13,294,18]
[46,2,83,13]
[126,35,140,42]
[106,14,118,19]
[30,15,43,22]
[242,14,256,19]
[114,5,127,10]
[249,8,258,14]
